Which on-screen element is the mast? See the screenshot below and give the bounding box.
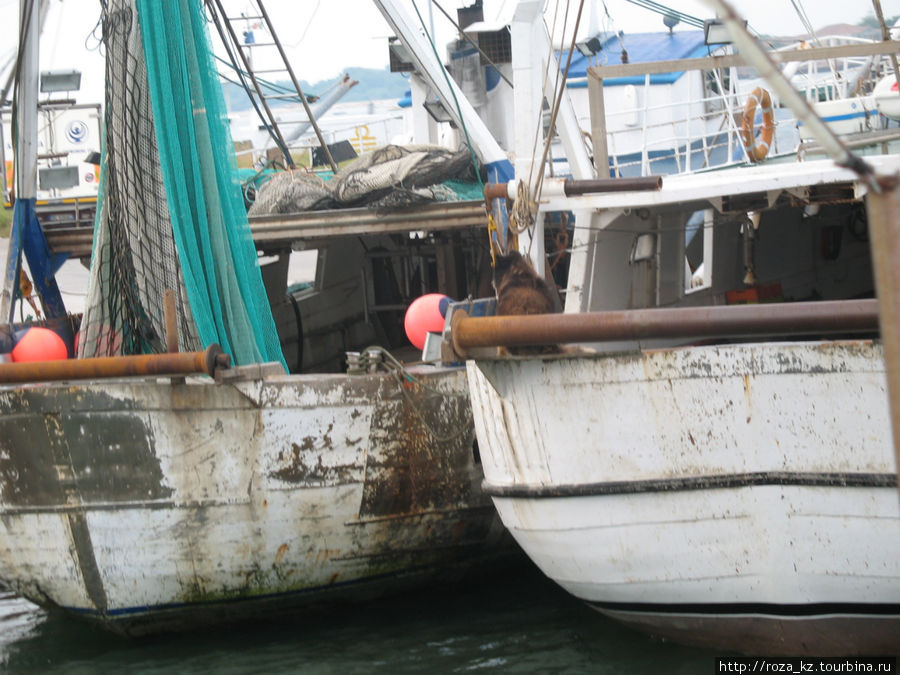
[16,0,38,203]
[1,0,66,322]
[373,0,513,182]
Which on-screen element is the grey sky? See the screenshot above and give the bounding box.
[3,0,900,101]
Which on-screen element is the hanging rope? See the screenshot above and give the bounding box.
[410,1,483,189]
[527,0,569,194]
[532,0,586,204]
[509,179,535,235]
[359,346,472,443]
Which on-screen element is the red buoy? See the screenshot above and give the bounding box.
[11,326,69,362]
[404,293,451,350]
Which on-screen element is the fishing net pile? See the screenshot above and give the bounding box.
[79,0,284,368]
[247,144,481,216]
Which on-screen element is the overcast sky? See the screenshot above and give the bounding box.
[3,0,900,102]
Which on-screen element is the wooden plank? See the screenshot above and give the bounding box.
[587,71,608,178]
[587,41,900,80]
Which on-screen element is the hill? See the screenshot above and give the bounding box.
[222,67,409,112]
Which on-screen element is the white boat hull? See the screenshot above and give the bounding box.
[873,75,900,121]
[467,340,900,655]
[0,366,510,634]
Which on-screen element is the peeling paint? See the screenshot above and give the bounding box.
[467,339,899,655]
[0,368,512,633]
[270,439,359,484]
[359,374,482,519]
[0,390,172,506]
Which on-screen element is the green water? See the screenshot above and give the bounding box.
[0,567,716,673]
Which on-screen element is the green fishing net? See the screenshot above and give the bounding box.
[137,0,284,367]
[80,0,285,369]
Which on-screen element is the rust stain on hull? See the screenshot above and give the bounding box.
[0,369,514,634]
[359,375,481,519]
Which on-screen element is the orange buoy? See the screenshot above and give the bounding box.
[404,294,451,350]
[11,327,69,362]
[740,87,775,162]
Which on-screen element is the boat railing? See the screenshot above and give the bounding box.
[585,39,900,177]
[772,35,887,102]
[600,90,745,176]
[232,106,406,172]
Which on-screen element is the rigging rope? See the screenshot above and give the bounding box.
[204,0,292,164]
[430,0,513,88]
[527,0,569,196]
[410,0,483,188]
[532,0,586,205]
[214,54,319,105]
[789,0,840,88]
[623,0,704,29]
[360,345,471,443]
[600,1,627,60]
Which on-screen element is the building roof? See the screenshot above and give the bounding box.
[562,30,710,86]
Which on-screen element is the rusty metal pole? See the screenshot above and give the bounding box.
[872,0,900,93]
[483,176,662,201]
[450,299,880,356]
[865,175,900,492]
[562,176,662,195]
[164,289,179,353]
[483,183,510,201]
[0,344,230,384]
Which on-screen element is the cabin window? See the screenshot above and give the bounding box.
[684,209,714,293]
[288,249,318,291]
[629,233,656,263]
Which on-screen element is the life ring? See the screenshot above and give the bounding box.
[740,87,775,162]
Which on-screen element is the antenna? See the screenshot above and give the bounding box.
[663,14,679,34]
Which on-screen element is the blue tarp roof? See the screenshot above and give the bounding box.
[562,30,709,87]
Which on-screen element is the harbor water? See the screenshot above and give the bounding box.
[0,565,717,673]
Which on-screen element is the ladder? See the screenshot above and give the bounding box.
[205,0,338,172]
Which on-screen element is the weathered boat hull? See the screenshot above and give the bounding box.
[0,365,511,634]
[467,340,900,655]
